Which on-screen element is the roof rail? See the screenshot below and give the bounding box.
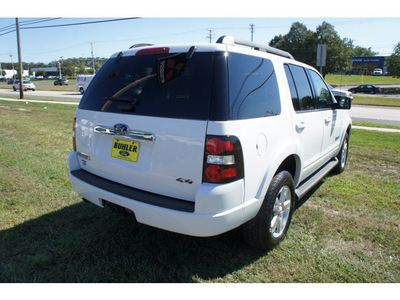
[216,35,295,60]
[129,43,154,49]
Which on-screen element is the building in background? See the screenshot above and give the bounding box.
[30,67,58,78]
[350,56,386,75]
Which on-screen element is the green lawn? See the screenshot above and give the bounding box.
[0,100,399,283]
[326,74,400,86]
[353,96,400,107]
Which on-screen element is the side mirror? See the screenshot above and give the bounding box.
[334,96,352,110]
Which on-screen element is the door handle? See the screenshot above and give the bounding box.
[296,122,306,132]
[325,117,331,125]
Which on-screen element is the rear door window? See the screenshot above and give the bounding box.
[79,52,216,120]
[284,64,315,111]
[228,53,280,119]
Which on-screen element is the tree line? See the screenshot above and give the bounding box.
[0,57,108,78]
[2,22,400,78]
[269,21,400,78]
[268,21,379,77]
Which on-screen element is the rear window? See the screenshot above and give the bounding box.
[79,52,216,120]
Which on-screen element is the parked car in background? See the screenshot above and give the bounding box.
[54,78,69,86]
[348,85,380,94]
[76,75,94,94]
[12,80,36,91]
[372,68,383,76]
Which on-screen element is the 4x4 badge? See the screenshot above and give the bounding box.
[176,178,193,184]
[114,123,129,133]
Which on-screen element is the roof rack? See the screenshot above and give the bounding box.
[129,43,154,49]
[216,35,295,60]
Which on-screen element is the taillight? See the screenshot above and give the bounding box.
[203,135,244,184]
[72,118,77,151]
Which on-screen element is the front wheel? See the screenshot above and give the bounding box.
[243,171,295,250]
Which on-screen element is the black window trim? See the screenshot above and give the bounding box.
[284,63,316,113]
[285,62,337,113]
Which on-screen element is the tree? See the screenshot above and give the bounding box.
[314,22,352,76]
[269,22,316,65]
[269,21,355,76]
[386,42,400,78]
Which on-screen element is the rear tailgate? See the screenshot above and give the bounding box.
[75,109,207,201]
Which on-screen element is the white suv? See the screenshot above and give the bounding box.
[69,36,352,250]
[76,75,94,94]
[13,80,36,91]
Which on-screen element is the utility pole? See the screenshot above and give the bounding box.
[206,29,214,43]
[249,23,255,41]
[58,56,63,78]
[15,18,23,99]
[10,54,14,79]
[89,41,95,74]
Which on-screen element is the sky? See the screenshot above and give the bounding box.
[1,1,399,64]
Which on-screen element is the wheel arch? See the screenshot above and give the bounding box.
[275,154,301,186]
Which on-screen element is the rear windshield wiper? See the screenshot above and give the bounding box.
[101,73,156,111]
[101,96,138,103]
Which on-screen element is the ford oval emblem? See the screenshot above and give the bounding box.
[114,123,129,133]
[119,151,130,157]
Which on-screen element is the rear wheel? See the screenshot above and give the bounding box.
[243,171,295,250]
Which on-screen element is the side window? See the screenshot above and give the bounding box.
[228,53,281,119]
[284,64,300,111]
[308,70,333,109]
[285,64,314,111]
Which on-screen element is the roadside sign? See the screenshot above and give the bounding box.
[316,44,327,71]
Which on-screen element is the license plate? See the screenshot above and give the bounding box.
[111,138,140,163]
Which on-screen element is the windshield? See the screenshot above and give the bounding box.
[79,52,216,120]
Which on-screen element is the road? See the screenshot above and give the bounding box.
[0,87,81,101]
[350,105,400,126]
[334,85,400,99]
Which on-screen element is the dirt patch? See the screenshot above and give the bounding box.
[326,238,381,255]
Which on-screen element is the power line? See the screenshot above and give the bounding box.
[0,29,16,37]
[21,17,141,30]
[20,18,62,26]
[0,18,62,37]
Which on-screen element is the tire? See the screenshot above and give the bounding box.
[333,132,349,174]
[243,171,295,250]
[80,88,84,94]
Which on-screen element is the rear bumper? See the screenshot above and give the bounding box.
[69,151,252,237]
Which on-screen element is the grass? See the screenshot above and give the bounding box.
[352,96,400,107]
[353,121,400,130]
[326,74,400,86]
[0,100,399,283]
